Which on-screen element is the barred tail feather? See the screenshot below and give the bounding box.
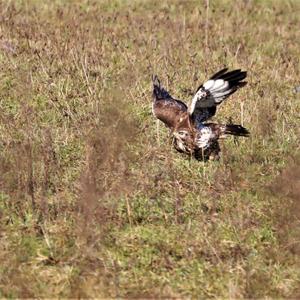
[223,124,250,137]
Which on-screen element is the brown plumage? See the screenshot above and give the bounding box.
[152,68,249,160]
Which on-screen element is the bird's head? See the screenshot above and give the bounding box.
[173,130,190,141]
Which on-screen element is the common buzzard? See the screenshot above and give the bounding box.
[152,68,249,160]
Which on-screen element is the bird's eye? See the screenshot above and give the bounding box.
[178,131,187,137]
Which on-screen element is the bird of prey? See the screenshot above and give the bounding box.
[152,68,249,160]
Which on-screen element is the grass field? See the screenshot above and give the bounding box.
[0,0,300,298]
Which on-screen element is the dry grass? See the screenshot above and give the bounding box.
[0,0,300,298]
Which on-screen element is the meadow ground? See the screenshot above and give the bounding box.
[0,0,299,298]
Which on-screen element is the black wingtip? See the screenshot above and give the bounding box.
[152,74,160,87]
[222,69,247,82]
[210,67,229,80]
[238,81,248,88]
[210,68,247,83]
[152,75,172,100]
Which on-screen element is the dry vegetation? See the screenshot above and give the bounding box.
[0,0,300,298]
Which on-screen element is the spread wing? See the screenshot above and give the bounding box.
[152,75,187,129]
[189,68,247,123]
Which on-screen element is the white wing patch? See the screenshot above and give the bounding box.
[189,74,243,113]
[188,69,247,121]
[190,78,233,112]
[204,79,228,92]
[203,80,215,90]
